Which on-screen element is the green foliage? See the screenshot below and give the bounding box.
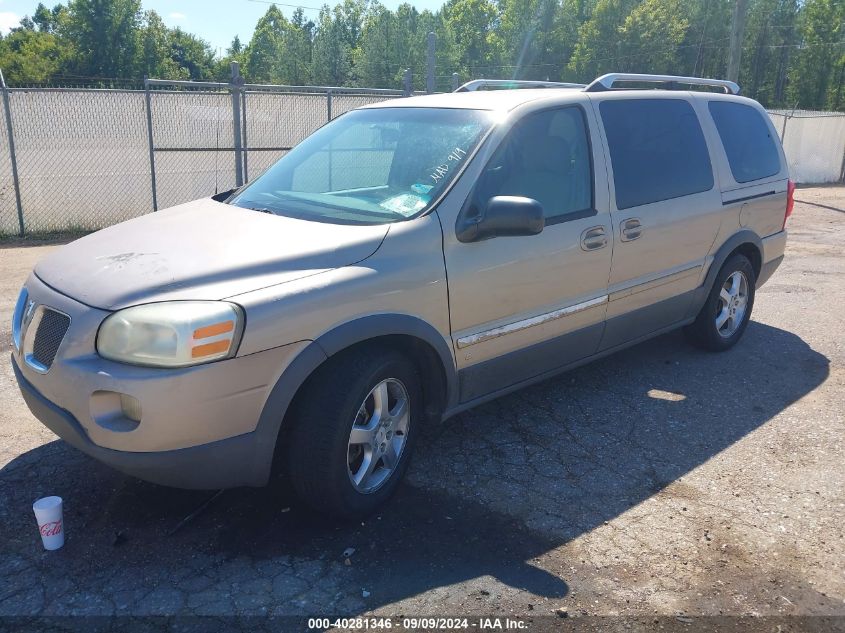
[0,0,843,109]
[616,0,689,74]
[241,5,314,83]
[787,0,844,110]
[442,0,497,75]
[243,5,296,83]
[169,28,216,80]
[33,3,69,33]
[138,10,183,79]
[63,0,142,78]
[0,28,70,83]
[352,2,399,87]
[312,5,354,85]
[569,0,640,78]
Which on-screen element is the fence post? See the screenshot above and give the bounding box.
[0,69,25,236]
[327,89,333,122]
[403,69,412,96]
[451,73,460,92]
[143,76,159,212]
[840,146,845,183]
[426,32,436,94]
[241,90,249,183]
[230,62,245,187]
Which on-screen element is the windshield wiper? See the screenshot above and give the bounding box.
[239,205,277,215]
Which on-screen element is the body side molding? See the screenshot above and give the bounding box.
[456,295,608,349]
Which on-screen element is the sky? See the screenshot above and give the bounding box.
[0,0,448,54]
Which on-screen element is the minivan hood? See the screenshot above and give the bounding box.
[35,198,389,310]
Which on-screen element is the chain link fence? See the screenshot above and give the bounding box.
[768,110,845,185]
[0,89,18,236]
[0,66,409,237]
[141,70,410,224]
[1,72,844,237]
[148,89,237,212]
[8,89,153,234]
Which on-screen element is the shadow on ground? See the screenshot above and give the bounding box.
[0,321,830,615]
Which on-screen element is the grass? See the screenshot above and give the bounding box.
[0,226,93,246]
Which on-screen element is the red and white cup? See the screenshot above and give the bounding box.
[33,496,64,550]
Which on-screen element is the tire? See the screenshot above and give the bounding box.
[286,346,422,519]
[684,253,756,352]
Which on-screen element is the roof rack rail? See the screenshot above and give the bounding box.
[584,73,740,95]
[455,79,586,92]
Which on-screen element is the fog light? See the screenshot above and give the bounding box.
[90,390,142,432]
[119,394,142,422]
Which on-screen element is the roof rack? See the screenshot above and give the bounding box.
[584,73,740,95]
[455,79,586,92]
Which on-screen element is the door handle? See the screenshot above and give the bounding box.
[580,226,608,251]
[620,218,642,242]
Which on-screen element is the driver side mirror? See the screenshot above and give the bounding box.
[456,196,545,243]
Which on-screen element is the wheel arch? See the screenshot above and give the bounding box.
[251,314,457,485]
[687,230,763,320]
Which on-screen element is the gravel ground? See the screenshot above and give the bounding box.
[0,187,843,627]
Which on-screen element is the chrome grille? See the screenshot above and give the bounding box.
[30,308,70,370]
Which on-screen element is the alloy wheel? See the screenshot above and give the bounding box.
[716,270,749,338]
[347,378,410,494]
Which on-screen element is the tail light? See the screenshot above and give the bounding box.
[784,179,795,228]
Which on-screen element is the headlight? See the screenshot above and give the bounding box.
[96,301,244,368]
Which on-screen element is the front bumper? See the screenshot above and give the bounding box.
[11,272,313,489]
[13,355,265,489]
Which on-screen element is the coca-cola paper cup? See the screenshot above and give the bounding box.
[33,496,64,550]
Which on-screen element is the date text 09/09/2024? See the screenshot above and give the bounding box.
[307,617,528,630]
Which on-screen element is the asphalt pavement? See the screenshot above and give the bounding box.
[1,187,843,628]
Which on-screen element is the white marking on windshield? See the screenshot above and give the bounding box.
[430,146,468,184]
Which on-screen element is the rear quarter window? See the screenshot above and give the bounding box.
[708,101,781,183]
[600,99,714,210]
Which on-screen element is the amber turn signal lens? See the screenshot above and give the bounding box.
[193,320,234,339]
[191,340,232,358]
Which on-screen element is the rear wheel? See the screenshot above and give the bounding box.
[286,347,421,518]
[684,253,756,352]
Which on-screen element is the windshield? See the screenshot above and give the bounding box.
[230,107,494,225]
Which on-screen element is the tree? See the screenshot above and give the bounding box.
[138,10,184,78]
[442,0,498,75]
[228,35,243,57]
[354,2,399,87]
[288,7,315,84]
[312,6,353,85]
[492,0,568,79]
[243,5,293,82]
[168,27,216,80]
[0,28,69,83]
[616,0,689,74]
[788,0,845,109]
[33,3,68,33]
[63,0,143,78]
[0,0,843,110]
[568,0,640,79]
[212,34,246,81]
[335,0,366,56]
[674,0,732,81]
[740,0,799,107]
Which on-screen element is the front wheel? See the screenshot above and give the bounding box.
[286,347,421,519]
[684,253,756,352]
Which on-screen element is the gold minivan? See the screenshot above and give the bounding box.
[12,74,792,517]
